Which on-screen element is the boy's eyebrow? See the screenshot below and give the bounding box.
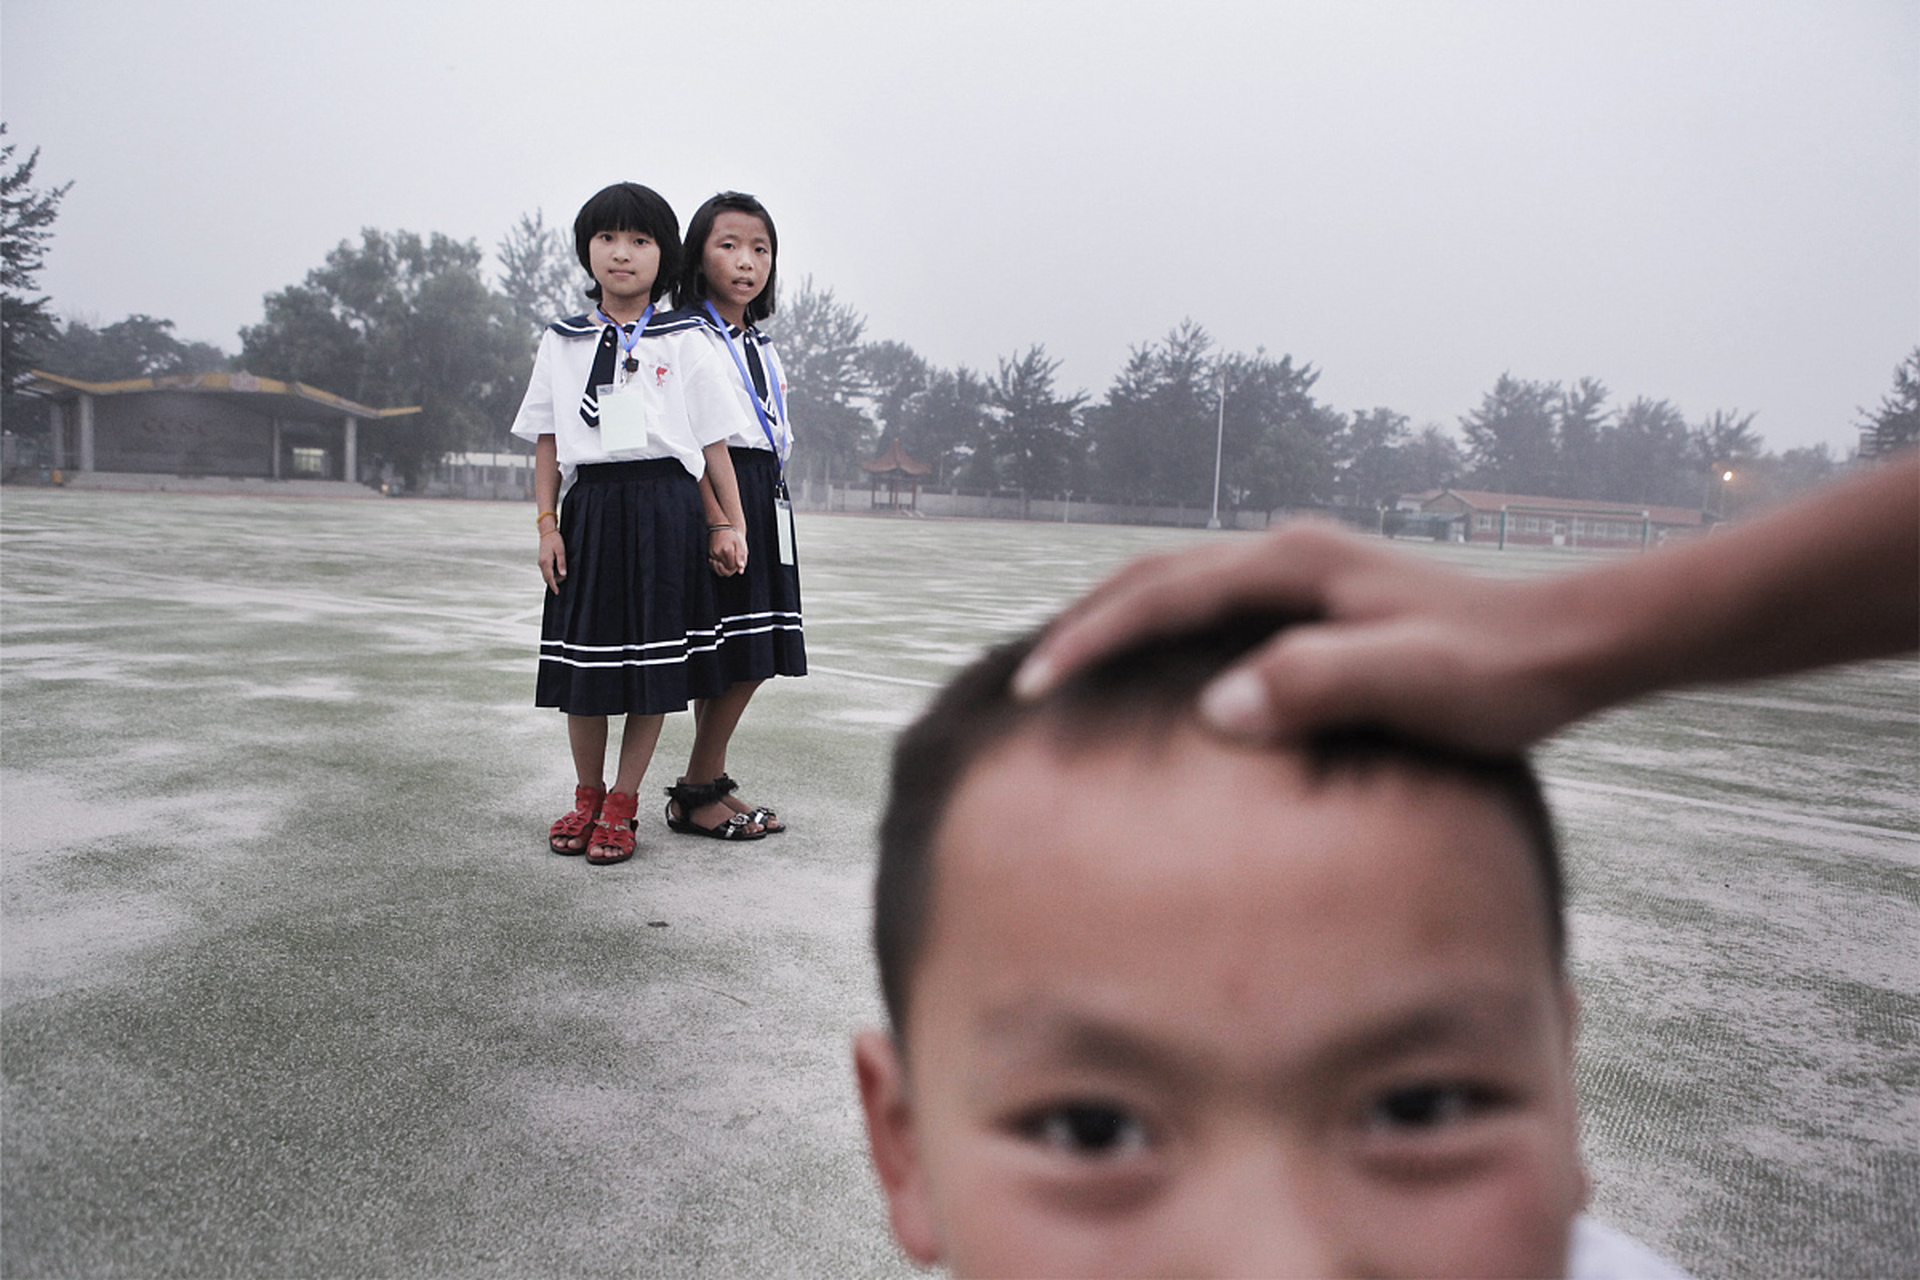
[974,987,1549,1084]
[974,1002,1206,1092]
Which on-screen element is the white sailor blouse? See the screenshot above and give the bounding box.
[669,307,794,463]
[508,313,750,496]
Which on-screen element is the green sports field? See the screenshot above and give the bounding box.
[3,489,1915,1277]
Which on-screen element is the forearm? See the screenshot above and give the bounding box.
[534,435,561,524]
[701,443,750,530]
[1547,452,1919,714]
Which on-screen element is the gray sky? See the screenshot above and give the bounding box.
[5,0,1915,453]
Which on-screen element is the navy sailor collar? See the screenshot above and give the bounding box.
[547,310,707,339]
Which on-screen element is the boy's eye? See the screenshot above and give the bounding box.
[1022,1105,1149,1158]
[1366,1083,1498,1131]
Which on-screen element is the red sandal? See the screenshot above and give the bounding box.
[586,789,639,865]
[549,783,605,856]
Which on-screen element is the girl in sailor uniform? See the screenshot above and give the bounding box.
[657,191,807,840]
[512,182,754,865]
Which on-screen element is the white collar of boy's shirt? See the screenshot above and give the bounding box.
[1567,1215,1693,1280]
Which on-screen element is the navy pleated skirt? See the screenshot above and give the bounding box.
[715,447,807,684]
[537,459,726,716]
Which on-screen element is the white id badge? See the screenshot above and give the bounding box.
[596,384,651,454]
[775,497,796,566]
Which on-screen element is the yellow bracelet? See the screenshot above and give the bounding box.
[535,510,557,527]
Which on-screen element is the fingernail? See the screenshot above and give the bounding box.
[1200,671,1270,738]
[1011,653,1052,700]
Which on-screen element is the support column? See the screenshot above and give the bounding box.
[343,415,357,483]
[77,394,96,472]
[50,401,67,471]
[271,419,282,479]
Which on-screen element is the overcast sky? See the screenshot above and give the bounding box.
[5,0,1915,453]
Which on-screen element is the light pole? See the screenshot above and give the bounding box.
[1207,364,1225,530]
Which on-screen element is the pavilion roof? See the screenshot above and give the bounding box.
[858,438,931,476]
[20,370,420,424]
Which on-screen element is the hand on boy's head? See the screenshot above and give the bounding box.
[1014,522,1577,754]
[857,723,1587,1278]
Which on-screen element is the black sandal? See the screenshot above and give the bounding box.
[664,778,766,841]
[714,773,785,834]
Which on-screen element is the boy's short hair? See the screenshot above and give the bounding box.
[572,182,682,306]
[874,613,1565,1037]
[675,191,779,324]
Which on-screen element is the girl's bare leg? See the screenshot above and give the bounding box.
[612,713,665,797]
[555,714,611,852]
[680,680,770,831]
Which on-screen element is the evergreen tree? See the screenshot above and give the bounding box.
[1859,347,1920,459]
[497,210,587,342]
[1592,397,1695,507]
[984,345,1086,496]
[1554,377,1611,497]
[1,124,71,394]
[1460,374,1560,494]
[1230,349,1331,510]
[1092,321,1217,504]
[764,275,870,484]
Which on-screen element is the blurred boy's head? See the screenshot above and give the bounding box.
[855,616,1588,1277]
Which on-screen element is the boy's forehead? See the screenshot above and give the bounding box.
[918,725,1555,1044]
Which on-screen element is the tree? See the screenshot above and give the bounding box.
[1554,378,1611,496]
[983,345,1086,495]
[1092,321,1217,505]
[1460,374,1560,495]
[1332,407,1415,510]
[497,210,587,342]
[1692,408,1761,518]
[1592,397,1696,508]
[1858,347,1920,459]
[1693,408,1761,471]
[34,314,227,382]
[1,123,71,393]
[240,228,529,485]
[764,275,871,483]
[858,341,989,485]
[857,339,929,445]
[910,366,992,486]
[1405,424,1465,494]
[1229,349,1332,511]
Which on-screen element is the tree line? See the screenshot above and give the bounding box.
[4,126,1914,505]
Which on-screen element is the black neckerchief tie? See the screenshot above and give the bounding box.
[580,323,622,428]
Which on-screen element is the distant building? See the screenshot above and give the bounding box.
[425,451,537,501]
[1398,487,1707,548]
[18,370,419,488]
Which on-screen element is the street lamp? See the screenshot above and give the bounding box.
[1208,364,1225,530]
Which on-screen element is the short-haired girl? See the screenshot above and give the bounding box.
[511,182,753,864]
[658,191,807,838]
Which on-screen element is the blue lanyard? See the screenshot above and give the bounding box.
[596,304,654,376]
[704,301,787,464]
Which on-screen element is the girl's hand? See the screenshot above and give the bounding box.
[709,527,749,576]
[538,528,567,594]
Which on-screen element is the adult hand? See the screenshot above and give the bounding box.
[1016,520,1599,753]
[1017,454,1919,752]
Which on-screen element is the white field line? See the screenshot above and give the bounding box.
[36,567,540,636]
[805,664,942,689]
[1542,774,1920,842]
